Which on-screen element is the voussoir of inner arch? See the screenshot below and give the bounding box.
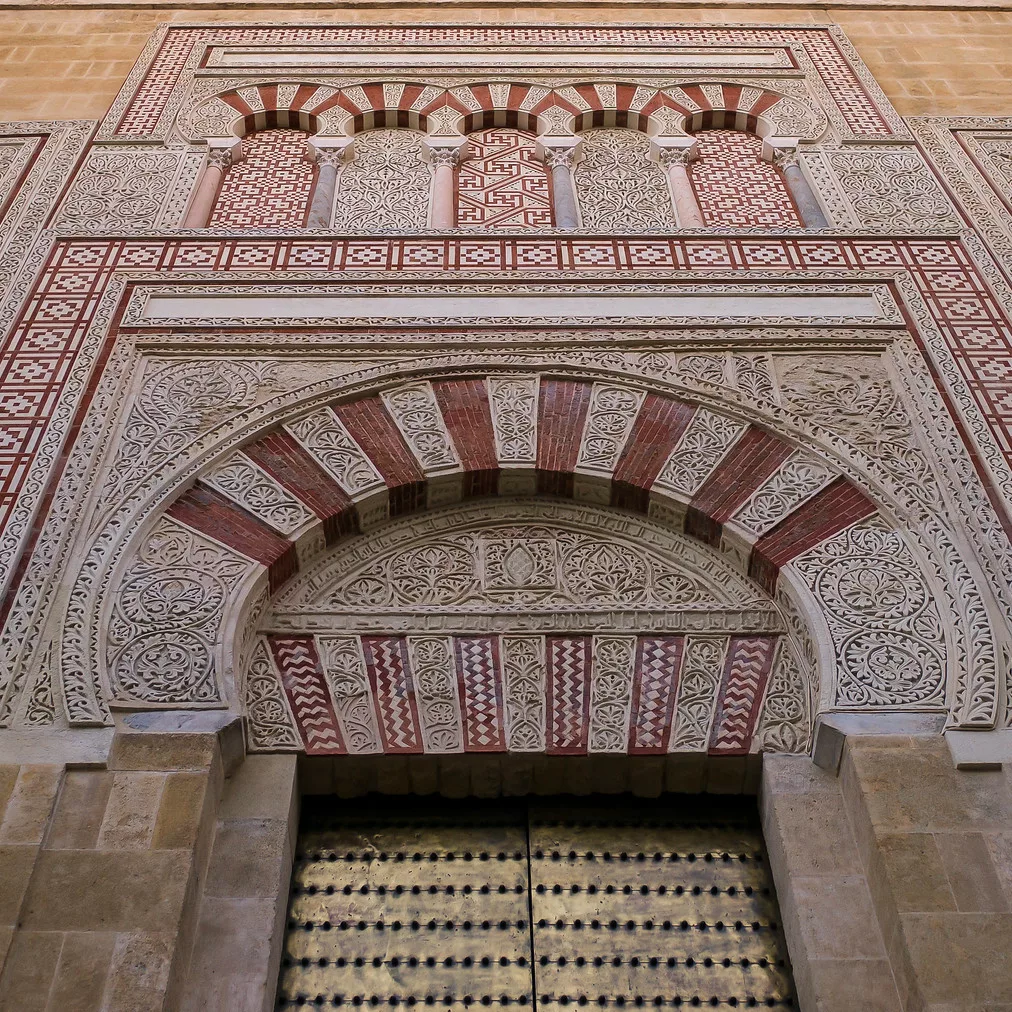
[77,371,963,753]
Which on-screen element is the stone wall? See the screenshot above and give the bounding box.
[763,735,1012,1012]
[1,8,1012,122]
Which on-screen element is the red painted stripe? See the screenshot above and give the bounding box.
[749,90,783,117]
[258,84,278,113]
[333,398,426,515]
[612,395,696,512]
[628,636,685,755]
[290,84,319,112]
[708,637,776,756]
[537,379,592,497]
[681,85,711,111]
[433,378,500,499]
[220,92,252,116]
[748,478,878,593]
[243,431,357,545]
[546,636,592,756]
[269,635,346,755]
[361,82,385,112]
[685,428,794,545]
[720,84,743,112]
[167,482,296,593]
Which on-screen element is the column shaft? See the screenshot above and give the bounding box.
[550,161,580,229]
[430,160,456,229]
[782,161,829,229]
[666,160,704,228]
[307,160,338,229]
[182,158,227,228]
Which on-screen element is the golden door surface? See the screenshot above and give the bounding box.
[527,801,794,1008]
[277,798,795,1009]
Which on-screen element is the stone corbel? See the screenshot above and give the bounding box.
[421,136,468,229]
[650,136,704,228]
[306,136,355,229]
[536,136,582,230]
[763,137,829,229]
[182,136,241,228]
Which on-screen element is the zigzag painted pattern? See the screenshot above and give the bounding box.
[361,636,424,754]
[547,636,591,755]
[269,635,346,755]
[629,636,684,754]
[454,636,505,751]
[709,636,777,755]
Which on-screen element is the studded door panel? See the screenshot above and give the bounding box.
[528,804,794,1009]
[279,803,534,1009]
[277,800,795,1010]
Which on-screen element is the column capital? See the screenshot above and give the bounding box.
[762,136,801,166]
[205,136,240,171]
[650,137,698,168]
[310,136,355,168]
[422,136,468,167]
[536,136,581,168]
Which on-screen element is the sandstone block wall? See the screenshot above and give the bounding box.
[763,735,1012,1012]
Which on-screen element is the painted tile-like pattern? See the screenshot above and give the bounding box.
[690,130,803,228]
[208,129,315,229]
[456,129,553,229]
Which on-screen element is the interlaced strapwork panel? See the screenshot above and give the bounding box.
[528,802,795,1009]
[574,129,673,231]
[278,802,534,1009]
[456,129,553,229]
[208,128,315,229]
[688,131,802,229]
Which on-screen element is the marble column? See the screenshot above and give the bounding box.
[658,147,705,228]
[182,144,234,228]
[775,150,829,229]
[307,139,353,229]
[427,148,460,229]
[543,147,580,229]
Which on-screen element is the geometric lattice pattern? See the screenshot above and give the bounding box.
[456,129,553,229]
[208,129,315,229]
[689,130,803,229]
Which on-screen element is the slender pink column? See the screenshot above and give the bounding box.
[428,149,459,229]
[659,149,705,228]
[182,147,233,228]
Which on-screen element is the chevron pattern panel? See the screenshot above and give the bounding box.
[261,632,782,757]
[708,636,777,755]
[454,636,506,752]
[269,635,346,754]
[628,636,685,754]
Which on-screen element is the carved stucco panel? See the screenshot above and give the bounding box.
[790,516,945,708]
[105,516,259,706]
[333,129,430,231]
[574,128,672,231]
